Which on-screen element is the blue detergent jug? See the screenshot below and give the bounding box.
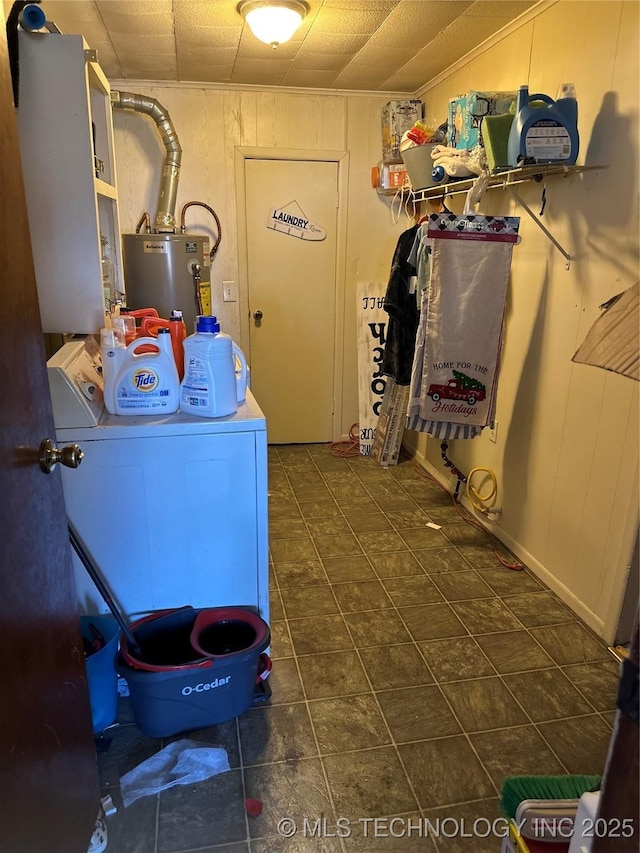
[507,84,579,167]
[180,316,248,419]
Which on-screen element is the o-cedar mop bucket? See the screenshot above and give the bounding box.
[118,607,270,738]
[119,606,208,671]
[190,607,268,657]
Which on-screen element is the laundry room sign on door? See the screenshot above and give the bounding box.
[267,201,326,241]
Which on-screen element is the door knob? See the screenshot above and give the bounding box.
[253,309,263,321]
[39,438,84,474]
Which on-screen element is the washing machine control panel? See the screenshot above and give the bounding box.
[47,337,105,429]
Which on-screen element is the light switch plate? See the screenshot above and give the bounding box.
[223,281,236,302]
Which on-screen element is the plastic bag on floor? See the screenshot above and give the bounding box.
[120,739,230,807]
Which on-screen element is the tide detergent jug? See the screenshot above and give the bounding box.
[180,316,248,418]
[507,84,578,167]
[101,327,179,415]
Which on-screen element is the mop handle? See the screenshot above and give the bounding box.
[68,521,141,654]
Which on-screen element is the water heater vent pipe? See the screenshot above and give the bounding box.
[111,90,182,233]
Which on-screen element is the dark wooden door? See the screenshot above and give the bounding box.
[0,9,100,853]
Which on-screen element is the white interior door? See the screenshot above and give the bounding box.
[244,158,338,444]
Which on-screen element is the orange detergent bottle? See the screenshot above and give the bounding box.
[114,307,160,344]
[139,310,187,380]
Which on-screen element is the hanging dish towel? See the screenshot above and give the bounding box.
[407,213,520,437]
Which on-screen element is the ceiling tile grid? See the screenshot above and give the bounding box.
[3,0,537,91]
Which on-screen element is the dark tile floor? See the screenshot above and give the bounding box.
[98,444,620,853]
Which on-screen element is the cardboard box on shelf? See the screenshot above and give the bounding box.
[382,99,423,163]
[448,91,516,150]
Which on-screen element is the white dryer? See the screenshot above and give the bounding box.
[47,338,269,623]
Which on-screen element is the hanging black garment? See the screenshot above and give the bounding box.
[382,224,419,385]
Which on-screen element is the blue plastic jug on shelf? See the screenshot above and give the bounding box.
[507,83,579,167]
[180,316,248,419]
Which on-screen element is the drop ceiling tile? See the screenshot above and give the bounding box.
[98,4,173,37]
[312,5,395,35]
[179,62,234,85]
[120,54,178,81]
[343,45,417,67]
[237,38,302,61]
[178,46,238,67]
[232,57,292,77]
[174,25,242,49]
[232,69,288,86]
[175,0,243,28]
[322,0,398,11]
[332,69,401,91]
[441,12,517,49]
[464,0,534,18]
[109,33,177,57]
[381,65,443,94]
[101,0,173,14]
[384,11,517,90]
[384,52,460,92]
[35,0,107,34]
[340,62,407,85]
[281,69,342,89]
[292,52,352,72]
[297,32,369,53]
[372,0,473,49]
[178,44,239,60]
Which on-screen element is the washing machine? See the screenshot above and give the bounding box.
[46,338,268,623]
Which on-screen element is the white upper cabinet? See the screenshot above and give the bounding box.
[17,32,124,334]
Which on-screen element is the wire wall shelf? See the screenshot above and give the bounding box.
[409,163,606,269]
[410,163,606,202]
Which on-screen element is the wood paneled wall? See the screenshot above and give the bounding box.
[405,0,639,641]
[112,85,411,441]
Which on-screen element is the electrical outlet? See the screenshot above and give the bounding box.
[223,280,236,303]
[489,420,498,444]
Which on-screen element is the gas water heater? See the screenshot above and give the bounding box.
[112,91,222,331]
[121,228,214,333]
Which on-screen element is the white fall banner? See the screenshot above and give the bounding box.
[356,282,388,456]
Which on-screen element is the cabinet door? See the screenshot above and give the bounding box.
[17,32,123,333]
[63,430,263,619]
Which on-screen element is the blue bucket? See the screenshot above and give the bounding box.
[81,615,119,733]
[118,607,270,737]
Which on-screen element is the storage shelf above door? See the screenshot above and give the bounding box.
[410,163,606,202]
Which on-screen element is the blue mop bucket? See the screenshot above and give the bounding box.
[118,607,270,737]
[80,615,119,733]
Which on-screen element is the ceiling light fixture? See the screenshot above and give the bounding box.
[238,0,308,49]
